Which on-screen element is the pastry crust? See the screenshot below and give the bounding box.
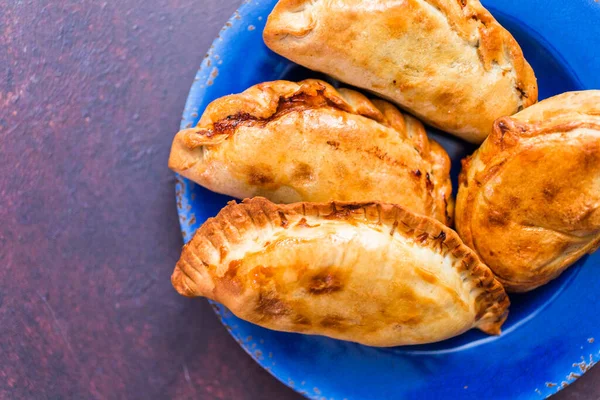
[172,197,509,347]
[456,91,600,292]
[169,79,453,224]
[263,0,538,143]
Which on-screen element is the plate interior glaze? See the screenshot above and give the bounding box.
[175,1,600,398]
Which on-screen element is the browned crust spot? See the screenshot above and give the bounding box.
[256,290,290,317]
[292,162,314,182]
[246,165,275,186]
[180,81,359,144]
[326,140,340,149]
[308,271,344,295]
[296,217,319,228]
[319,315,347,328]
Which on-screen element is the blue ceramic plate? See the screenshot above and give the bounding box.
[175,1,600,398]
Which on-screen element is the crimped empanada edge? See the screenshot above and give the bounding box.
[421,0,538,110]
[172,197,509,334]
[169,78,454,224]
[263,0,539,131]
[171,79,382,150]
[456,92,600,292]
[459,93,600,196]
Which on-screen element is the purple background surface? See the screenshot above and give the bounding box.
[0,1,597,398]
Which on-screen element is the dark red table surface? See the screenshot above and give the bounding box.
[0,1,597,399]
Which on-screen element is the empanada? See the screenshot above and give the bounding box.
[263,0,538,143]
[169,79,453,224]
[456,91,600,292]
[172,197,509,347]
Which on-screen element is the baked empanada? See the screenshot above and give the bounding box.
[172,197,509,347]
[456,91,600,292]
[169,79,453,224]
[263,0,538,143]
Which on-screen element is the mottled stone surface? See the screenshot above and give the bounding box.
[0,1,596,399]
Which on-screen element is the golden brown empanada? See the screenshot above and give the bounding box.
[456,91,600,292]
[263,0,538,143]
[169,79,453,224]
[172,197,509,347]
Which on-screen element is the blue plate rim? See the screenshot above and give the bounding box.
[174,1,600,398]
